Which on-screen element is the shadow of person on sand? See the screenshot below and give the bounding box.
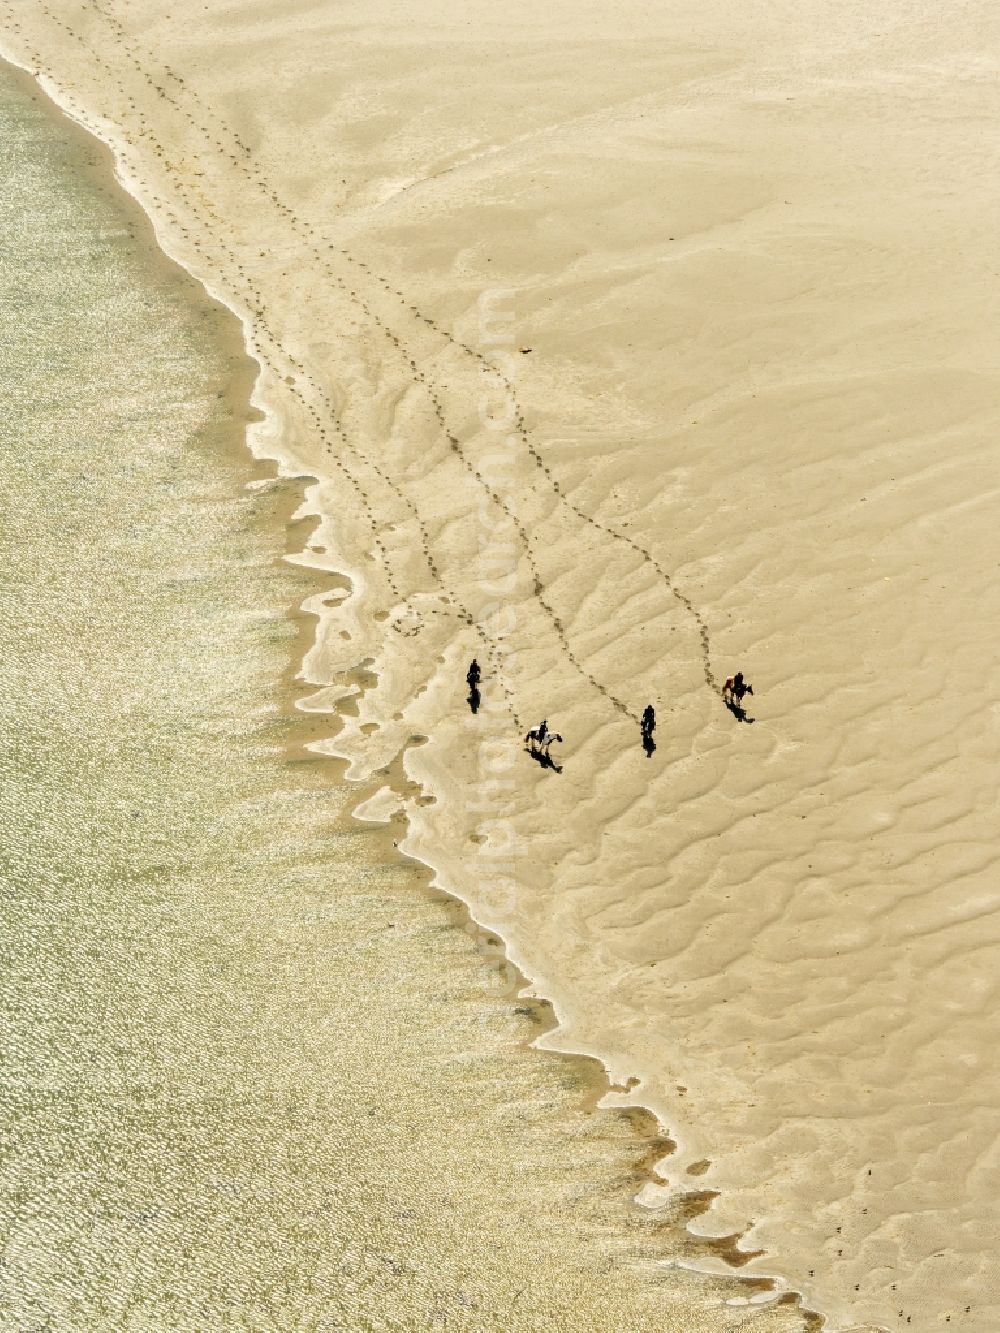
[467,684,481,715]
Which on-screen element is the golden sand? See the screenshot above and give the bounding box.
[5,2,999,1328]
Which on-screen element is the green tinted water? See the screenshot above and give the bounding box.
[0,65,805,1333]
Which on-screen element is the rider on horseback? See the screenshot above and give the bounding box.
[722,671,753,707]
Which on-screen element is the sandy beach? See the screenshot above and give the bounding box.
[4,1,1000,1328]
[0,55,831,1331]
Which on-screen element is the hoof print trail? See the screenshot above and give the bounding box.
[55,0,717,722]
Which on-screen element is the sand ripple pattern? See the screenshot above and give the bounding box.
[60,0,716,723]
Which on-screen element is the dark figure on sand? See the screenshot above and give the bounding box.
[641,704,656,757]
[722,671,754,723]
[466,658,481,715]
[524,719,564,773]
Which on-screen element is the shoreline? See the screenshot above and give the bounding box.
[0,40,825,1331]
[1,56,821,1326]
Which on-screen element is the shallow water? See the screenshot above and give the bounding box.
[0,64,820,1333]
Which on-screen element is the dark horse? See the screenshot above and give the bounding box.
[466,658,481,715]
[640,704,656,757]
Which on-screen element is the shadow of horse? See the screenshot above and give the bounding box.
[526,745,563,774]
[725,698,755,724]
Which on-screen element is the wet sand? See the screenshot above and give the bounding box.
[4,2,1000,1329]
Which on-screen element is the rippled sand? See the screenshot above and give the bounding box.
[4,2,998,1329]
[0,57,821,1332]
